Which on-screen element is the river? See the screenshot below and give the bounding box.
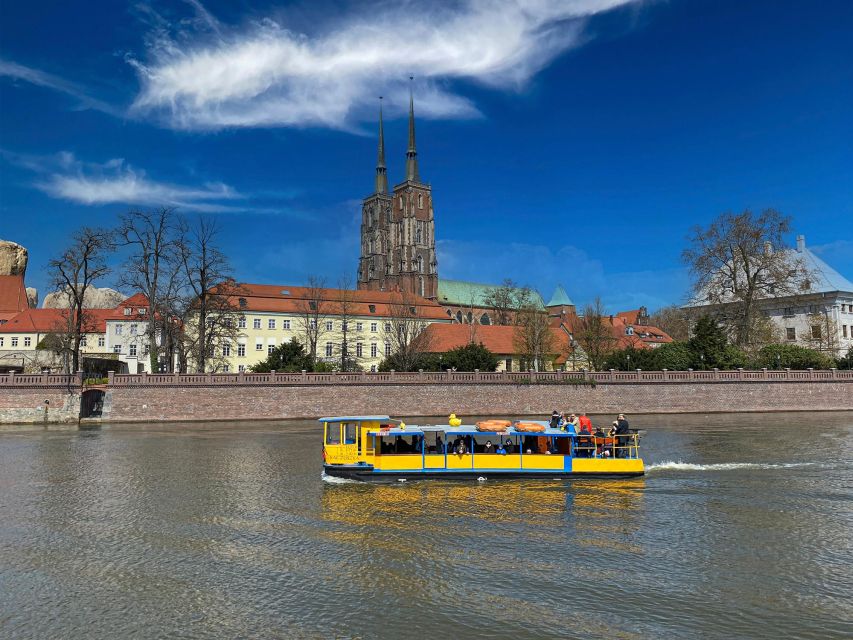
[1,412,851,639]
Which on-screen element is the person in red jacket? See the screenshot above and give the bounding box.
[578,413,593,433]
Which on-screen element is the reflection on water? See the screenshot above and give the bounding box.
[0,413,851,640]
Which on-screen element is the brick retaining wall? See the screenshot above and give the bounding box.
[99,380,851,422]
[1,371,850,424]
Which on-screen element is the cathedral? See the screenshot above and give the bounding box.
[356,89,557,325]
[357,90,438,299]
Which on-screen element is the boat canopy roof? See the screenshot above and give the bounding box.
[370,423,576,437]
[318,415,392,423]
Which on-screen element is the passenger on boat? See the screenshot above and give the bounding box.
[435,435,444,453]
[504,438,515,454]
[576,419,593,457]
[496,442,507,455]
[615,414,631,458]
[484,440,495,454]
[578,413,592,433]
[549,410,561,429]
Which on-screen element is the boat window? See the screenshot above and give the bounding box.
[325,423,341,445]
[344,423,358,445]
[379,435,421,454]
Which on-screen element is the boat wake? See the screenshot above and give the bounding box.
[321,472,359,484]
[647,461,821,472]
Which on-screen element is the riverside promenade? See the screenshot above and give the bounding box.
[1,369,852,424]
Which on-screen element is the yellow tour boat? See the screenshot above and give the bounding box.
[321,415,644,481]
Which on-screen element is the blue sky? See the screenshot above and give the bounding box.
[1,0,851,312]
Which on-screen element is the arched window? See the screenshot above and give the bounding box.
[419,276,425,297]
[467,311,473,324]
[480,313,491,325]
[456,311,463,324]
[399,196,403,209]
[418,193,423,208]
[417,256,424,273]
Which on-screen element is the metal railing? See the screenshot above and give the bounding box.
[0,368,850,388]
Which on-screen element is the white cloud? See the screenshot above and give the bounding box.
[130,0,639,130]
[0,59,121,116]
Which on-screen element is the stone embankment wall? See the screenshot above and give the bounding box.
[1,371,851,424]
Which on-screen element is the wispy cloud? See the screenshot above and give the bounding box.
[129,0,639,130]
[0,59,121,117]
[1,149,250,213]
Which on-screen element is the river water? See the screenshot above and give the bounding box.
[1,413,851,639]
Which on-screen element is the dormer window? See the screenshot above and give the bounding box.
[123,308,131,316]
[138,308,146,315]
[238,298,247,309]
[309,301,317,311]
[626,326,634,336]
[368,304,376,313]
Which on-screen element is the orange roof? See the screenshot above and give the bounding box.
[557,313,672,350]
[418,323,571,356]
[0,275,29,314]
[0,308,113,334]
[104,293,153,320]
[214,282,449,320]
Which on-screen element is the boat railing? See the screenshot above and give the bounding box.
[573,432,640,459]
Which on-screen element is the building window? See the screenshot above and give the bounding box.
[811,325,822,340]
[783,307,795,317]
[505,358,513,372]
[786,327,796,341]
[238,365,245,372]
[115,325,123,335]
[24,337,31,347]
[325,321,333,331]
[222,365,230,373]
[309,319,317,330]
[356,322,363,332]
[268,319,276,330]
[368,305,376,314]
[256,342,263,351]
[0,338,3,347]
[222,344,231,357]
[384,322,392,332]
[325,342,334,357]
[371,322,378,333]
[131,324,138,335]
[370,343,378,358]
[11,337,18,347]
[238,317,247,329]
[385,342,391,356]
[481,314,491,325]
[253,318,261,329]
[371,365,377,372]
[456,311,463,323]
[98,336,105,348]
[342,321,348,332]
[268,344,275,355]
[238,298,247,309]
[356,342,363,357]
[129,344,137,357]
[113,345,122,354]
[124,307,131,316]
[237,344,246,357]
[843,325,848,339]
[283,320,291,330]
[224,317,233,328]
[143,345,149,357]
[418,193,423,208]
[399,196,403,208]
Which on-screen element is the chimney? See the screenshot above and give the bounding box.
[796,234,805,253]
[763,241,773,256]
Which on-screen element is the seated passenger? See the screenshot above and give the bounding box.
[484,440,495,454]
[435,435,444,453]
[455,439,467,455]
[504,439,515,454]
[496,443,507,455]
[549,410,561,429]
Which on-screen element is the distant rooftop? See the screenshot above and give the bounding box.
[437,278,545,309]
[546,285,574,307]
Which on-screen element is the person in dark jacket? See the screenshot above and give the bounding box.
[549,410,561,429]
[615,414,631,458]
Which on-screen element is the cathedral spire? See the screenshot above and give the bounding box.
[375,97,388,194]
[405,77,420,182]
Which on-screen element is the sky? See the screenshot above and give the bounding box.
[1,0,851,312]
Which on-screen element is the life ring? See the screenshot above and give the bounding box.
[476,420,510,432]
[514,421,546,433]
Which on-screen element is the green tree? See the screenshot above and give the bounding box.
[688,316,728,369]
[752,344,835,370]
[601,346,657,371]
[652,342,694,370]
[250,339,312,373]
[441,342,499,372]
[836,347,853,370]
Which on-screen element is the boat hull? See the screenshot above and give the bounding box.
[324,464,644,482]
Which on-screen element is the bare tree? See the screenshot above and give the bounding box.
[513,302,555,371]
[47,227,113,372]
[804,310,840,356]
[384,289,433,371]
[178,216,242,373]
[295,276,331,369]
[336,276,361,371]
[574,297,618,371]
[115,207,179,371]
[648,305,691,341]
[683,209,812,347]
[483,279,522,325]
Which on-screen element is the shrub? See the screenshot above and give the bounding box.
[652,341,694,370]
[752,343,835,370]
[440,342,499,372]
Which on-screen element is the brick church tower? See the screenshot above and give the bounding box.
[357,87,438,299]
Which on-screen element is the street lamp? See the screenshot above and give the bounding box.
[626,353,631,371]
[700,353,705,370]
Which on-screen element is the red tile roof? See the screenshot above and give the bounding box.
[0,275,29,314]
[215,282,449,320]
[0,308,113,334]
[418,323,571,356]
[556,313,672,350]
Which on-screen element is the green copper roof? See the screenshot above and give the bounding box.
[437,278,545,309]
[546,285,574,307]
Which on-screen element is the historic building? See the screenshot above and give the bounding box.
[358,91,438,299]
